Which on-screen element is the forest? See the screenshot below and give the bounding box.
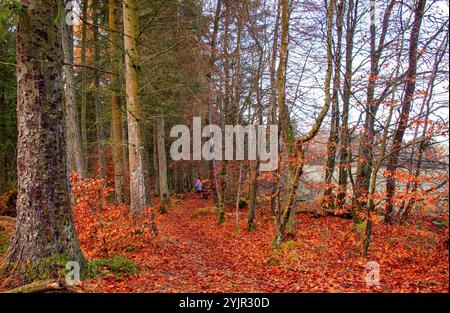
[0,0,448,294]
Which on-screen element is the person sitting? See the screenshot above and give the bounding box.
[194,177,203,196]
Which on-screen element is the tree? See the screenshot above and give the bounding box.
[156,114,170,206]
[80,0,89,170]
[217,0,233,225]
[61,15,86,177]
[0,11,17,194]
[2,0,84,280]
[109,0,125,205]
[336,0,358,211]
[92,0,106,179]
[384,0,427,223]
[353,0,396,220]
[122,0,151,214]
[323,0,345,208]
[206,0,222,208]
[274,0,334,246]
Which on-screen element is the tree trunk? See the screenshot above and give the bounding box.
[267,0,281,217]
[3,0,84,280]
[274,0,333,246]
[235,162,243,233]
[156,115,170,206]
[399,31,447,223]
[123,0,151,213]
[336,0,357,210]
[109,0,125,204]
[153,126,160,196]
[80,0,89,172]
[93,0,106,179]
[206,0,222,207]
[217,0,232,225]
[323,0,345,208]
[353,0,396,219]
[362,13,409,256]
[247,160,259,231]
[61,19,86,177]
[385,0,427,223]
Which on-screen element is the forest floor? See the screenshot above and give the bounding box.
[0,194,448,293]
[72,195,448,293]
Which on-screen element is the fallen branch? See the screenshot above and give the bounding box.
[2,280,65,293]
[296,209,353,219]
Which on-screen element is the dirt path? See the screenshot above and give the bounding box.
[81,195,448,293]
[129,197,278,292]
[81,196,287,292]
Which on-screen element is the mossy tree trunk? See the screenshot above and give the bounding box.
[80,0,88,171]
[109,0,125,205]
[274,0,334,246]
[3,0,84,280]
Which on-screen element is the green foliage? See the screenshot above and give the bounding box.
[0,233,8,256]
[432,219,448,228]
[0,254,136,284]
[355,221,367,235]
[87,255,140,278]
[0,9,17,193]
[1,253,72,283]
[190,207,214,219]
[0,0,27,15]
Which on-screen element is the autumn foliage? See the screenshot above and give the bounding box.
[70,173,156,259]
[65,174,449,293]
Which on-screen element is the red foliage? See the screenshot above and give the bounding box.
[70,173,156,259]
[73,193,448,293]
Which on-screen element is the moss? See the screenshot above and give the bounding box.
[123,245,141,252]
[432,219,448,228]
[1,0,27,14]
[1,253,138,287]
[1,253,73,283]
[0,233,8,257]
[190,207,214,219]
[280,240,300,252]
[86,255,139,278]
[247,222,256,232]
[217,209,225,225]
[355,221,367,235]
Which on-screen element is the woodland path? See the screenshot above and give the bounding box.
[81,195,448,293]
[84,196,283,292]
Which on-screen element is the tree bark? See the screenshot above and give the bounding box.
[274,0,334,246]
[206,0,222,207]
[336,0,358,210]
[123,0,151,213]
[3,0,84,279]
[156,115,170,206]
[61,19,86,177]
[92,0,106,179]
[109,0,125,205]
[80,0,89,171]
[323,0,345,208]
